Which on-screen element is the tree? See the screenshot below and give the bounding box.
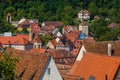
[39,34,52,45]
[0,51,18,80]
[88,2,97,18]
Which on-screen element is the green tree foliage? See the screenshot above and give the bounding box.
[39,34,52,45]
[0,0,120,41]
[0,51,18,80]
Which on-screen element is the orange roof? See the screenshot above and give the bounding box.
[32,23,41,33]
[0,34,30,45]
[44,21,61,27]
[30,48,46,54]
[65,30,81,43]
[70,52,120,80]
[5,48,50,80]
[50,39,58,46]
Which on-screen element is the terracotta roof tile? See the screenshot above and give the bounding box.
[70,52,120,80]
[65,30,81,43]
[5,48,50,80]
[30,48,46,54]
[0,34,30,45]
[32,23,41,33]
[50,39,58,46]
[44,21,62,27]
[84,41,120,56]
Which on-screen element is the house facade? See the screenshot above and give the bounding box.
[40,56,63,80]
[0,34,33,50]
[78,10,90,21]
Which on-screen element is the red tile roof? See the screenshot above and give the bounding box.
[48,49,74,65]
[44,21,62,27]
[50,39,58,47]
[30,48,46,54]
[32,23,41,33]
[108,23,119,28]
[65,30,81,43]
[63,26,78,33]
[70,52,120,80]
[84,41,120,56]
[0,34,30,45]
[5,48,50,80]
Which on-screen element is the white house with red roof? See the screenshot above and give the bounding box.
[78,10,90,21]
[0,33,33,50]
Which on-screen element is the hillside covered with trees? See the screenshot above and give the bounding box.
[0,0,120,41]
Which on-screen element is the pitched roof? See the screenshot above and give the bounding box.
[79,10,90,15]
[84,41,120,56]
[0,34,30,45]
[48,49,74,59]
[18,18,38,27]
[70,52,120,80]
[50,39,58,46]
[108,23,119,28]
[32,23,41,33]
[63,26,78,33]
[32,33,41,43]
[65,30,81,43]
[43,21,61,27]
[30,48,46,54]
[5,48,50,80]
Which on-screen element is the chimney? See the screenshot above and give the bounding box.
[29,20,34,41]
[108,43,112,56]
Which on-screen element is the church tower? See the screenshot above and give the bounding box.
[79,21,88,36]
[6,13,12,23]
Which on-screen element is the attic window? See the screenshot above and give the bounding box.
[47,68,51,75]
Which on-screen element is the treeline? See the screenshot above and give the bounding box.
[0,0,120,41]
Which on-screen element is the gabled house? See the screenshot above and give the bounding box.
[41,21,62,34]
[56,39,74,51]
[6,48,63,80]
[42,21,62,27]
[76,41,120,62]
[62,26,78,34]
[70,52,120,80]
[48,49,74,65]
[18,17,38,29]
[64,30,81,43]
[78,10,90,21]
[52,28,62,38]
[46,39,58,49]
[0,34,33,50]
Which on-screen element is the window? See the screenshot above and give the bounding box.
[47,68,51,75]
[88,76,95,80]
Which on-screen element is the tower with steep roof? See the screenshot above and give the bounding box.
[6,13,12,23]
